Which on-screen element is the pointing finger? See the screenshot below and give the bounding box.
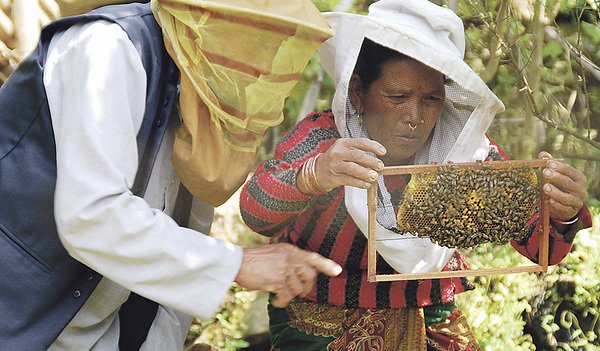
[291,248,342,277]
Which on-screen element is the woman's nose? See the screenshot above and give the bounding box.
[405,98,423,123]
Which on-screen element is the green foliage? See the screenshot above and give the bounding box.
[582,21,600,44]
[543,40,566,59]
[495,66,519,86]
[581,21,600,58]
[310,0,340,12]
[456,244,539,350]
[186,286,256,350]
[457,0,600,200]
[457,206,600,350]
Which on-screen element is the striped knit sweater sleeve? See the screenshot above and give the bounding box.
[240,112,340,239]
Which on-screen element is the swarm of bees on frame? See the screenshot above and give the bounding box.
[396,163,540,249]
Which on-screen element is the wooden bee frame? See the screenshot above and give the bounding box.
[367,159,556,282]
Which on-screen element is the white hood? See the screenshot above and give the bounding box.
[317,0,505,274]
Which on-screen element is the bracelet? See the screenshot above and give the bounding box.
[551,216,579,226]
[300,154,329,195]
[300,157,316,194]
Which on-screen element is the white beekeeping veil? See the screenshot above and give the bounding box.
[318,0,505,274]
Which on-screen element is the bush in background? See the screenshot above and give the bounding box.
[457,205,600,350]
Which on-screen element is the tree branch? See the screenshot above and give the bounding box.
[559,152,600,162]
[468,1,600,151]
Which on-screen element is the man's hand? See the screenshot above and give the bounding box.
[234,243,342,308]
[540,151,587,222]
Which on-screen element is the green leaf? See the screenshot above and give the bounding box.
[496,69,518,85]
[542,40,565,58]
[582,21,600,44]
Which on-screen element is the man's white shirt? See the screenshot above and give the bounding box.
[43,20,242,350]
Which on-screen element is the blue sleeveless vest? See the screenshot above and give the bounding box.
[0,3,179,349]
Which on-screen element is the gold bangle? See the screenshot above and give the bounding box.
[299,157,312,194]
[309,154,329,194]
[306,156,323,194]
[300,156,318,194]
[300,154,328,195]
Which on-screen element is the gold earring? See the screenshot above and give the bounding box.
[357,113,363,126]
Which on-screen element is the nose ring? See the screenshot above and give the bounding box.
[408,120,424,130]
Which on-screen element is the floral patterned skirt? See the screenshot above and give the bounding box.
[268,297,481,351]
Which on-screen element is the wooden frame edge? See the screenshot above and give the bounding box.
[367,159,555,282]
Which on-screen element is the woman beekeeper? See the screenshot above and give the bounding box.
[240,0,590,349]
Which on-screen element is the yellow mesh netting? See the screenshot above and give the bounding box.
[396,165,539,249]
[151,0,333,206]
[152,0,334,151]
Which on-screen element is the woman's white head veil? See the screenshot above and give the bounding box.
[317,0,505,274]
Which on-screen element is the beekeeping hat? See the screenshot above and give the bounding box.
[317,0,505,274]
[152,0,334,206]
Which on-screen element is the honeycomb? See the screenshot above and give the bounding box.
[396,164,539,249]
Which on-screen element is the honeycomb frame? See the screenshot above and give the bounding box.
[366,159,555,282]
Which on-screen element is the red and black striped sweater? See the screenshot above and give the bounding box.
[240,111,592,309]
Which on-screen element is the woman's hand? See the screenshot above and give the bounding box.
[540,151,587,223]
[297,138,386,194]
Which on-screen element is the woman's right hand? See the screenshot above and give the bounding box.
[297,138,387,194]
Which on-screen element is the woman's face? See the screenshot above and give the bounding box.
[350,58,445,166]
